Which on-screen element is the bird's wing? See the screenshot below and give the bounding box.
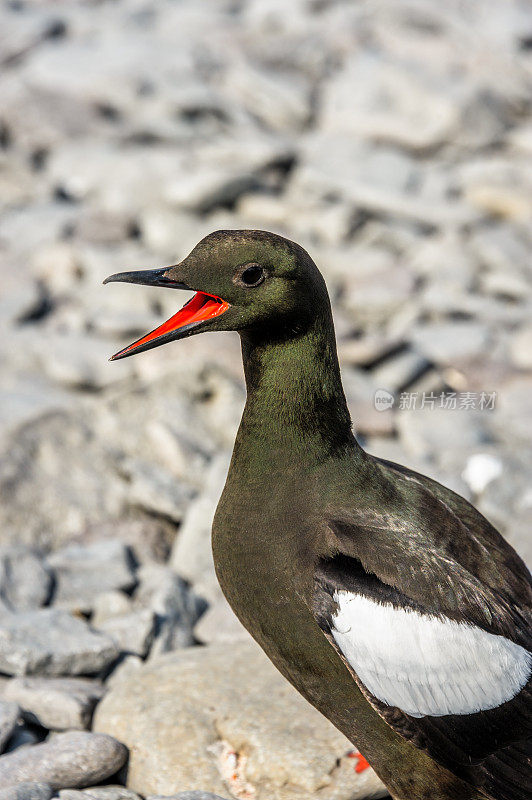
[311,459,532,800]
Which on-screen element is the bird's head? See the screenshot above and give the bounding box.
[104,229,328,360]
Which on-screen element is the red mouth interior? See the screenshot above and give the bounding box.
[110,292,230,360]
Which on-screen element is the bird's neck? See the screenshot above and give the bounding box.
[235,310,357,470]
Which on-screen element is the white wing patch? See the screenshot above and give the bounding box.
[331,590,532,718]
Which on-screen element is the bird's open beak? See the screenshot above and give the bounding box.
[103,267,230,360]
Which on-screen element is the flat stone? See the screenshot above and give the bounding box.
[48,540,136,614]
[85,518,175,568]
[31,242,83,295]
[0,784,54,800]
[164,141,293,215]
[0,410,126,549]
[481,270,530,301]
[396,406,489,463]
[342,370,394,437]
[165,168,257,215]
[0,701,20,753]
[0,731,127,790]
[493,376,532,442]
[4,722,43,752]
[146,795,229,800]
[194,589,249,646]
[341,251,416,328]
[223,64,310,132]
[37,334,134,391]
[170,453,232,600]
[121,459,194,524]
[59,794,130,800]
[371,349,430,394]
[295,137,475,229]
[94,642,385,800]
[338,335,402,368]
[92,592,133,628]
[89,309,162,340]
[0,371,72,449]
[409,323,490,366]
[477,454,532,535]
[509,324,532,369]
[134,566,206,654]
[0,548,53,611]
[105,656,143,691]
[80,787,141,800]
[4,677,105,730]
[461,453,503,496]
[469,223,530,275]
[0,609,119,676]
[504,508,532,570]
[321,54,457,151]
[58,789,141,800]
[96,610,156,658]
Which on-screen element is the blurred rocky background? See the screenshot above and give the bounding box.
[0,0,531,798]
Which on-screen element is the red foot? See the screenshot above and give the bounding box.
[347,750,370,773]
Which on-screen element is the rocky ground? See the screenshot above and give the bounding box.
[1,0,532,798]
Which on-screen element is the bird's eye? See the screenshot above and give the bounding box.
[237,264,265,288]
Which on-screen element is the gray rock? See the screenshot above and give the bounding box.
[120,460,194,524]
[480,270,530,301]
[0,731,127,790]
[48,540,136,614]
[194,589,249,646]
[477,454,532,535]
[31,242,83,295]
[397,406,489,463]
[0,701,20,753]
[92,592,132,628]
[105,656,143,691]
[342,369,394,437]
[170,453,232,601]
[96,610,156,658]
[409,323,490,367]
[5,722,43,752]
[504,508,532,570]
[79,787,141,800]
[321,54,457,152]
[0,609,119,676]
[58,790,141,800]
[37,334,134,392]
[56,793,87,800]
[147,795,229,800]
[223,63,310,132]
[94,642,385,799]
[85,518,175,569]
[509,324,532,369]
[166,167,258,215]
[89,308,162,340]
[338,335,402,368]
[0,372,72,449]
[492,376,532,443]
[0,783,54,800]
[341,251,416,328]
[0,410,126,549]
[371,349,430,394]
[165,140,294,215]
[4,677,105,731]
[0,548,53,611]
[134,566,206,654]
[469,224,530,276]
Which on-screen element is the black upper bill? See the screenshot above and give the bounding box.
[103,267,190,290]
